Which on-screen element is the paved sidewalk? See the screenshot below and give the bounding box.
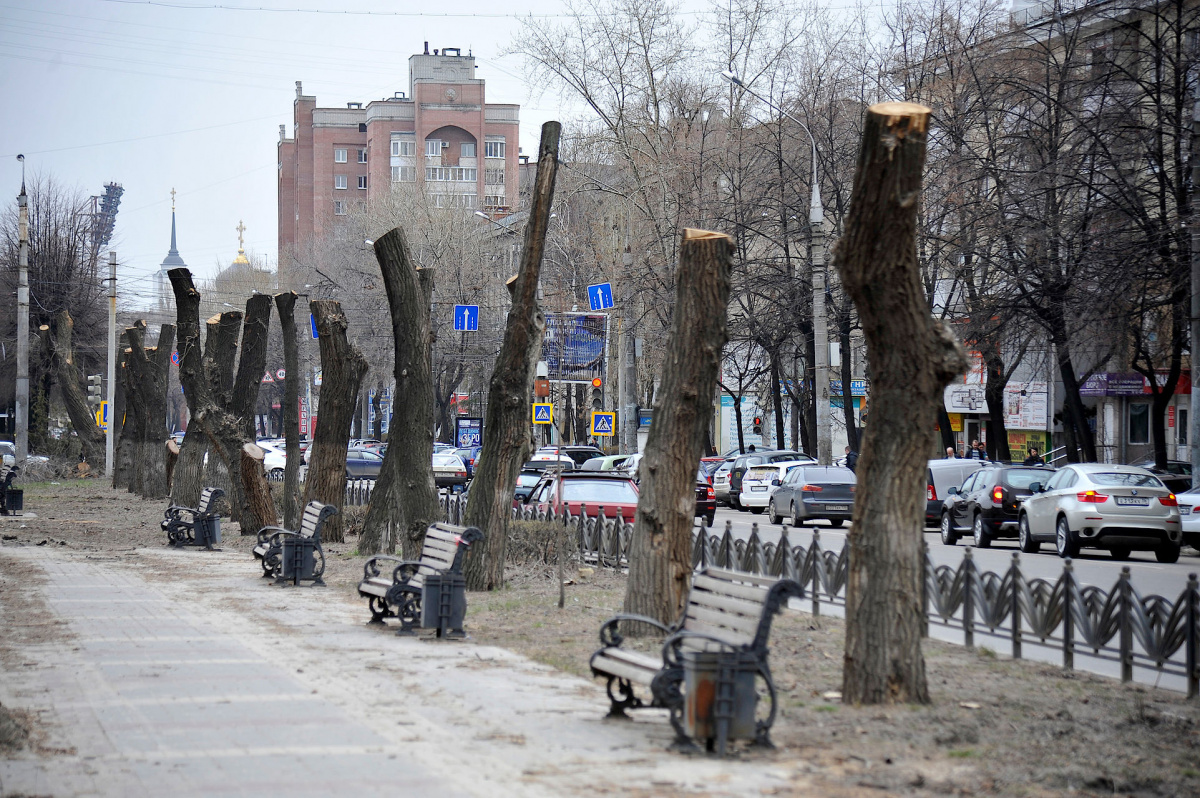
[0,546,802,797]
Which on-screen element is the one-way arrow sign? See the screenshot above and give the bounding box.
[587,282,614,311]
[454,304,479,331]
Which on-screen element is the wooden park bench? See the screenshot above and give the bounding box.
[589,567,803,755]
[252,501,337,586]
[357,522,484,638]
[162,487,225,549]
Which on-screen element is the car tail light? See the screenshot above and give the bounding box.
[707,487,714,499]
[1076,490,1108,503]
[992,486,1004,504]
[927,484,936,501]
[803,484,823,492]
[1160,494,1178,507]
[456,470,466,477]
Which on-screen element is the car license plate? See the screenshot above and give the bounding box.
[1181,507,1191,515]
[825,504,849,512]
[751,486,767,492]
[1115,497,1149,507]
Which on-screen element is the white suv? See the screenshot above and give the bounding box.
[738,461,808,514]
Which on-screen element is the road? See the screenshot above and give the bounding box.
[707,505,1198,600]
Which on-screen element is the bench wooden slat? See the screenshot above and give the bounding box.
[688,589,768,620]
[683,605,760,640]
[591,653,658,686]
[692,573,771,604]
[426,527,461,542]
[702,567,779,588]
[422,539,459,557]
[679,617,755,648]
[418,552,455,569]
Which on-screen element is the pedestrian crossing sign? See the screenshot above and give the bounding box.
[591,411,616,436]
[532,403,553,424]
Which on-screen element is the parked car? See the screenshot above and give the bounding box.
[695,469,716,527]
[454,445,482,478]
[527,451,577,469]
[524,471,640,522]
[712,460,735,505]
[925,458,991,526]
[938,464,1056,547]
[1017,464,1182,561]
[701,457,730,484]
[259,442,287,478]
[728,450,814,510]
[738,460,809,514]
[768,465,857,527]
[432,452,470,489]
[514,467,547,502]
[534,445,604,467]
[580,454,636,471]
[346,447,384,479]
[0,441,48,465]
[1132,459,1193,494]
[1175,487,1200,549]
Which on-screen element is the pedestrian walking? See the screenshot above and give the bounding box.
[969,440,986,460]
[945,446,957,459]
[845,445,858,472]
[1023,447,1045,466]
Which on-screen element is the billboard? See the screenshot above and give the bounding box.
[541,312,608,384]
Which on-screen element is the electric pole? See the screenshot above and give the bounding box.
[106,251,117,477]
[15,155,29,464]
[813,204,832,465]
[621,235,638,453]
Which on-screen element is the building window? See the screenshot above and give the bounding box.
[358,123,367,133]
[1129,402,1150,444]
[391,165,417,182]
[334,175,348,190]
[358,175,367,190]
[484,195,506,209]
[358,149,367,163]
[1179,407,1189,446]
[484,140,505,159]
[425,167,477,182]
[392,139,415,157]
[461,142,476,158]
[334,200,347,215]
[334,148,347,163]
[485,168,505,185]
[432,194,476,209]
[426,139,443,157]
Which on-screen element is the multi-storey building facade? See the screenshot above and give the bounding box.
[278,44,520,271]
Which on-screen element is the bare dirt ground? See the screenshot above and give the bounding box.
[3,480,1200,797]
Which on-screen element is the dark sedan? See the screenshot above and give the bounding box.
[940,464,1055,547]
[514,467,546,502]
[695,469,716,527]
[767,465,856,527]
[346,447,384,479]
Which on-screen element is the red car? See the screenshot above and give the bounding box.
[523,471,640,523]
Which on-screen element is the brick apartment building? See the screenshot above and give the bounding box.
[277,44,520,271]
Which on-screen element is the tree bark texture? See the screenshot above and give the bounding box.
[201,313,241,510]
[360,230,440,557]
[126,322,176,500]
[47,311,106,464]
[834,103,967,706]
[240,443,277,530]
[275,292,302,530]
[622,229,733,627]
[112,334,133,489]
[463,121,560,591]
[983,347,1012,462]
[303,299,369,543]
[220,296,273,528]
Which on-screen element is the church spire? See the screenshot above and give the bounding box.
[160,188,187,269]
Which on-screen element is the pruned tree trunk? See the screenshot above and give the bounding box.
[202,312,241,513]
[45,311,106,464]
[463,121,560,591]
[112,334,134,489]
[303,299,368,543]
[240,443,277,530]
[126,322,176,500]
[360,230,439,557]
[121,321,150,495]
[275,292,302,530]
[227,296,273,528]
[983,346,1012,462]
[835,103,967,706]
[622,229,733,627]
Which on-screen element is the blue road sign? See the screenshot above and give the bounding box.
[454,304,480,331]
[591,411,615,436]
[587,282,614,311]
[532,403,553,424]
[309,314,319,339]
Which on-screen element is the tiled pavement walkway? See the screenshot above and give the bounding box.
[0,547,796,797]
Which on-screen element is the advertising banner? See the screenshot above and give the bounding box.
[1004,381,1048,429]
[541,313,608,384]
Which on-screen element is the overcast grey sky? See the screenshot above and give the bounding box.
[0,0,584,299]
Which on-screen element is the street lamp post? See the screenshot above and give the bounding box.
[721,72,831,465]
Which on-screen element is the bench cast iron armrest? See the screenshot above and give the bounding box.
[361,555,405,581]
[389,560,434,585]
[256,526,290,545]
[164,505,197,521]
[660,629,743,667]
[598,614,676,649]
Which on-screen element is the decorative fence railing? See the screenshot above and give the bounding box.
[439,495,1200,696]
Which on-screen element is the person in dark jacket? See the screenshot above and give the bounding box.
[1023,447,1044,466]
[845,445,858,472]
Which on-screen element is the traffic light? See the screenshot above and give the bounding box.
[752,416,763,435]
[590,376,603,411]
[87,375,102,407]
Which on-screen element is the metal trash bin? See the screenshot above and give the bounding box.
[279,536,320,585]
[683,649,759,753]
[194,515,221,547]
[4,488,23,515]
[421,573,467,638]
